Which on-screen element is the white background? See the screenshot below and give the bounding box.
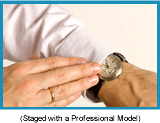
[3,4,157,107]
[0,110,160,123]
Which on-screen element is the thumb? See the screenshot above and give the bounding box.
[29,54,39,60]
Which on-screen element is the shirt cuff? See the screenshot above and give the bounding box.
[57,27,120,103]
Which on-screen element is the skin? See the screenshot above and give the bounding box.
[98,62,157,107]
[3,54,157,107]
[3,54,101,107]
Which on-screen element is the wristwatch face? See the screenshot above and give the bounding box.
[99,54,122,81]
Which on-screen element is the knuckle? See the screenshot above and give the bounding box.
[56,84,68,98]
[68,58,76,65]
[80,65,88,76]
[45,57,57,69]
[16,77,37,93]
[9,63,29,75]
[18,82,31,92]
[55,68,67,81]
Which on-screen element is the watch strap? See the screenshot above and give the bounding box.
[87,79,104,101]
[113,52,128,62]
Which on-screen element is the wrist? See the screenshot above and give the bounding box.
[97,62,140,107]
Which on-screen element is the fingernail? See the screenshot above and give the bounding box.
[88,75,98,83]
[74,92,81,97]
[90,63,101,72]
[78,58,87,64]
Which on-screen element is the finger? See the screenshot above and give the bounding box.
[35,62,101,89]
[27,57,87,74]
[44,93,81,107]
[29,54,39,60]
[37,75,98,104]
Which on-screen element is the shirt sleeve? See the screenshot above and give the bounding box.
[3,4,119,103]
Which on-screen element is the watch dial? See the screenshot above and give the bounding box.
[99,55,121,78]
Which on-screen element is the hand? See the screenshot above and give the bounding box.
[3,54,101,107]
[98,62,157,107]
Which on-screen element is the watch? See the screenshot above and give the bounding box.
[88,52,127,101]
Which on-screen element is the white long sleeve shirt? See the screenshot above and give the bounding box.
[3,4,118,103]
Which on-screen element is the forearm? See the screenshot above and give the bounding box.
[98,62,157,107]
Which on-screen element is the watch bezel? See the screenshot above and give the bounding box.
[98,54,123,81]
